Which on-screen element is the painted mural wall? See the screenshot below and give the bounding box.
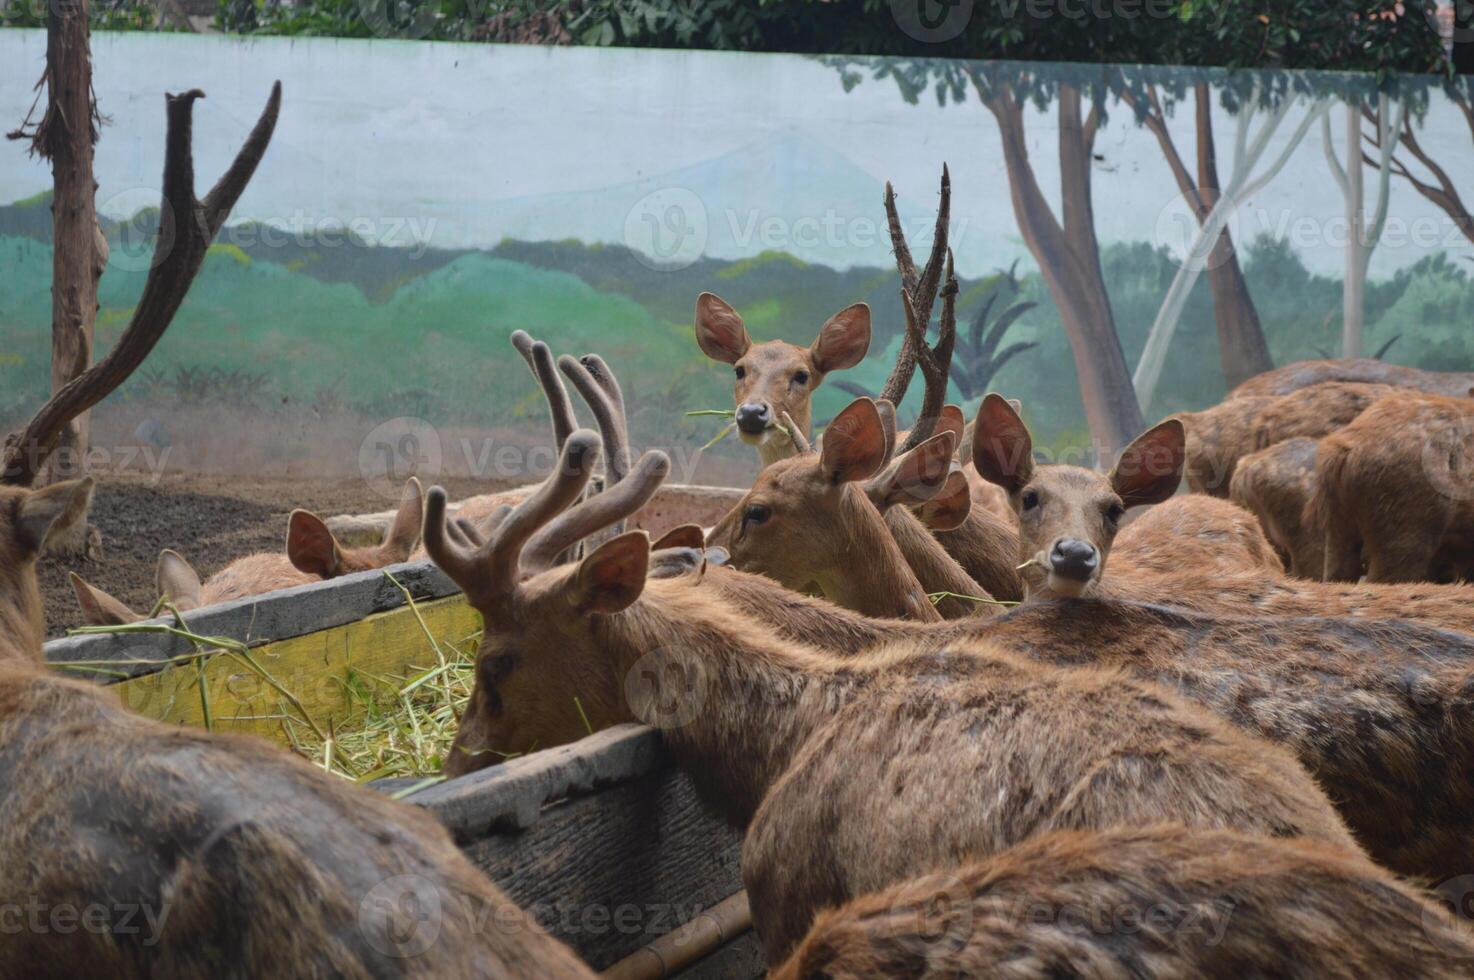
[2,31,1472,487]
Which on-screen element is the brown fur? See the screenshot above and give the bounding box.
[773,825,1474,980]
[695,292,870,465]
[706,399,972,620]
[424,456,1356,966]
[1247,380,1396,450]
[1311,392,1474,583]
[1177,396,1275,496]
[0,481,592,979]
[1230,436,1324,578]
[1111,495,1283,579]
[673,535,1474,879]
[1231,357,1474,399]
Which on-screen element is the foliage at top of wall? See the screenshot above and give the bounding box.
[1,0,1453,76]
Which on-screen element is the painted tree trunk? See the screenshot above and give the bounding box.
[1343,101,1366,358]
[983,82,1143,458]
[1194,86,1272,388]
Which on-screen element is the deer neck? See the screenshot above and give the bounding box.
[883,507,995,618]
[813,490,940,621]
[0,564,47,668]
[600,578,865,825]
[699,566,925,651]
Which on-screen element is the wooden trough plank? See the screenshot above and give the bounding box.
[403,725,755,975]
[44,559,461,680]
[97,595,479,740]
[456,769,744,970]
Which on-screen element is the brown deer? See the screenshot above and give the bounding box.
[1248,380,1396,449]
[694,292,871,465]
[69,478,423,624]
[423,435,1358,965]
[1312,391,1474,583]
[1230,436,1324,577]
[0,83,596,980]
[648,551,1474,880]
[771,824,1474,980]
[972,392,1474,634]
[1176,395,1275,495]
[1232,356,1474,399]
[705,398,983,620]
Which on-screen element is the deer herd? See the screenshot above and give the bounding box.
[5,85,1474,978]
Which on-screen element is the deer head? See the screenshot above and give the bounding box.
[0,480,95,657]
[971,394,1185,600]
[288,477,424,578]
[705,398,952,620]
[424,432,675,774]
[695,293,870,465]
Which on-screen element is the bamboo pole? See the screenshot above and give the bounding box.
[601,891,752,980]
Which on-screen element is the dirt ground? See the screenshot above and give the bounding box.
[38,470,517,639]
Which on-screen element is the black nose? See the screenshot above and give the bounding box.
[735,402,772,435]
[1049,538,1099,581]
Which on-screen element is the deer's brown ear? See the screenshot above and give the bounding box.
[811,303,871,373]
[378,477,423,562]
[16,478,93,556]
[913,468,972,532]
[288,510,343,578]
[1111,418,1186,508]
[653,524,705,551]
[821,398,889,485]
[695,293,751,365]
[867,431,956,511]
[69,571,141,626]
[574,531,650,614]
[935,404,965,448]
[971,394,1034,495]
[156,550,203,611]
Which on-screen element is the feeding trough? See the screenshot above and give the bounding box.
[44,482,761,977]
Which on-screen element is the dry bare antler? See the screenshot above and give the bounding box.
[896,251,959,454]
[878,165,950,408]
[878,167,959,454]
[2,82,282,487]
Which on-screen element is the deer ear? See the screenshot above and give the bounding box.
[1111,418,1186,508]
[811,303,871,373]
[653,524,705,551]
[287,510,343,578]
[867,431,956,511]
[574,531,650,614]
[821,399,889,485]
[695,293,751,365]
[935,404,965,449]
[971,393,1034,495]
[912,468,973,532]
[156,550,203,610]
[378,478,423,562]
[16,477,93,556]
[69,571,141,626]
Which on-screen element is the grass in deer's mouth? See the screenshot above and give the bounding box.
[687,408,738,451]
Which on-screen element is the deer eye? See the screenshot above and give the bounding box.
[1106,502,1125,525]
[744,503,771,526]
[792,370,810,387]
[734,365,746,380]
[1021,489,1040,511]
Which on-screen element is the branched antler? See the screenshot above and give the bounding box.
[2,82,282,486]
[879,164,951,410]
[896,248,960,455]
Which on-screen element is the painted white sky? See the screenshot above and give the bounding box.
[1,30,1470,278]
